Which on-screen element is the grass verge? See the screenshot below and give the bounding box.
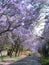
[39,57,49,65]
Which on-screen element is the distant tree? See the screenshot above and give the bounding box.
[40,39,49,57]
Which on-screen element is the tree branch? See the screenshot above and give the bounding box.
[0,24,21,35]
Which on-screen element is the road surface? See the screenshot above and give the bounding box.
[10,54,41,65]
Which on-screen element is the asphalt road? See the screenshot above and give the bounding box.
[10,54,41,65]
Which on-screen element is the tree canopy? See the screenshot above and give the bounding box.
[0,0,49,52]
